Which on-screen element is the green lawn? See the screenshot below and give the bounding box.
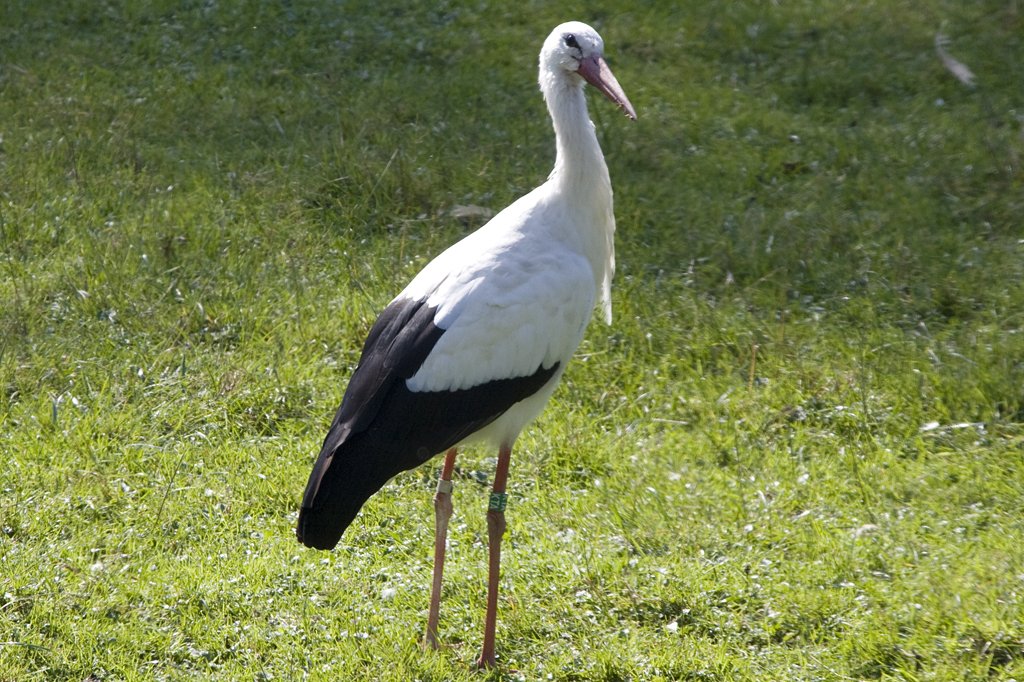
[2,1,1022,679]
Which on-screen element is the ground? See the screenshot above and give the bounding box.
[1,1,1022,679]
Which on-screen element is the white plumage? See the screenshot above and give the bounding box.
[399,20,631,443]
[297,20,635,668]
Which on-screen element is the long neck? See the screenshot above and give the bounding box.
[545,75,611,193]
[541,70,616,324]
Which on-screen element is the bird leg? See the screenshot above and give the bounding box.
[425,448,458,650]
[476,444,512,669]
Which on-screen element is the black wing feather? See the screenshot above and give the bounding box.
[297,297,559,549]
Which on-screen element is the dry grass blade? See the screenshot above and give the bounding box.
[935,32,976,87]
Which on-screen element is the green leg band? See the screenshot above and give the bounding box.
[488,492,508,513]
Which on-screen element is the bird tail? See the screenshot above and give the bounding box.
[296,434,401,550]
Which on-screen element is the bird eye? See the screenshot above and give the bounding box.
[564,34,579,49]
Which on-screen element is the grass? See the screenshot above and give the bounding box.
[1,0,1023,679]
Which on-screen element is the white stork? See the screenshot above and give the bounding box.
[297,21,635,668]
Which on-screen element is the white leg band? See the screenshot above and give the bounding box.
[436,479,454,495]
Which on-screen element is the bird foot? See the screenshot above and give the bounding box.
[473,653,497,670]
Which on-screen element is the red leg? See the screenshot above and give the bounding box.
[425,448,458,650]
[476,444,512,669]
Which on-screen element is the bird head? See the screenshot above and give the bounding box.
[540,21,636,120]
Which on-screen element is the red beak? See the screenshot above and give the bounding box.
[577,55,637,120]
